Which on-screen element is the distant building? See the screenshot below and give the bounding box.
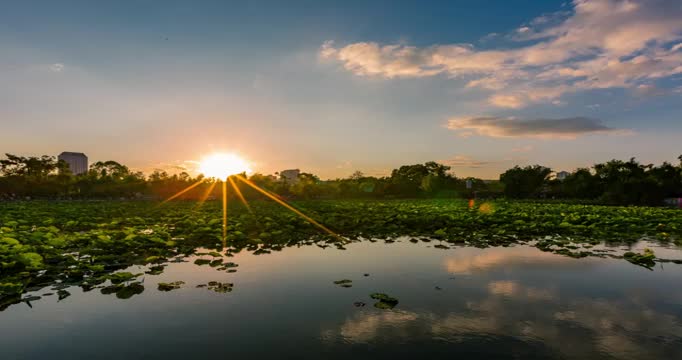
[664,198,682,208]
[555,171,570,181]
[58,152,88,175]
[280,169,300,184]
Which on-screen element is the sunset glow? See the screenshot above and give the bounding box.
[199,153,251,180]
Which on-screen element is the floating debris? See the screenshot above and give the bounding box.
[353,301,366,307]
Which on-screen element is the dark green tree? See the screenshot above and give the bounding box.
[500,165,552,198]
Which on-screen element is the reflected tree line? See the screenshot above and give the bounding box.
[1,153,681,205]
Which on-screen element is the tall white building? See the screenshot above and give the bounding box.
[280,169,300,184]
[58,152,88,175]
[555,171,570,181]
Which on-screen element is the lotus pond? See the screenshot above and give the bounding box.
[1,199,682,359]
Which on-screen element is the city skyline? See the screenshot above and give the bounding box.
[2,0,681,179]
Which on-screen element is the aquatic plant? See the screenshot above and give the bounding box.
[623,248,656,269]
[333,279,353,288]
[1,199,681,310]
[157,281,185,291]
[370,293,399,309]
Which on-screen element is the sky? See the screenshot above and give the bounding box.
[1,0,681,179]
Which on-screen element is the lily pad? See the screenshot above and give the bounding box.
[145,265,165,276]
[206,281,233,293]
[333,279,353,288]
[57,289,71,301]
[107,272,142,284]
[157,281,185,292]
[370,293,399,309]
[624,248,656,269]
[115,283,145,299]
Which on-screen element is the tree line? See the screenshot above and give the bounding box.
[1,153,681,206]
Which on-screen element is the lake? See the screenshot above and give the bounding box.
[1,239,682,359]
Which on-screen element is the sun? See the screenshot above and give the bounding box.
[199,153,251,180]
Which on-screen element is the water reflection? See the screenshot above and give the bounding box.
[1,240,681,359]
[443,246,594,274]
[325,278,682,359]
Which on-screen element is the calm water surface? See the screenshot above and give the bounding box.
[2,239,682,359]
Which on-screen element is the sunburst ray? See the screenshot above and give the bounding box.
[228,176,252,213]
[235,175,342,240]
[193,180,217,209]
[161,179,205,204]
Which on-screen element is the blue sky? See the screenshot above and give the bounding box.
[1,0,681,178]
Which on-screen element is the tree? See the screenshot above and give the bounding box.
[500,165,552,198]
[389,162,454,197]
[561,168,601,199]
[0,154,59,178]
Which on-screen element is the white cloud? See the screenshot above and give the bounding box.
[320,0,682,108]
[48,63,64,72]
[488,94,525,108]
[441,155,490,168]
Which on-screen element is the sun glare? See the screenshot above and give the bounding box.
[199,153,251,180]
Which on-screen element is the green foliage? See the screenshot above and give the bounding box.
[333,279,353,288]
[500,165,552,198]
[157,281,185,291]
[623,248,656,269]
[370,293,399,309]
[0,198,681,311]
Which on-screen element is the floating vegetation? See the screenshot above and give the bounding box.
[106,272,142,284]
[1,199,681,310]
[209,259,223,267]
[623,248,657,269]
[101,282,144,299]
[205,281,233,293]
[145,265,165,276]
[115,283,145,299]
[370,293,399,309]
[157,281,185,292]
[22,295,41,302]
[333,279,353,288]
[57,289,70,301]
